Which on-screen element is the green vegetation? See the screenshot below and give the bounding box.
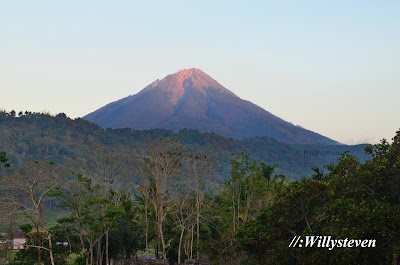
[1,110,398,264]
[237,132,400,264]
[0,151,11,168]
[0,110,369,179]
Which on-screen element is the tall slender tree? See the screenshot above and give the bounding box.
[0,161,63,265]
[137,138,183,260]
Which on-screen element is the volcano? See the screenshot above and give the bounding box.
[84,68,337,144]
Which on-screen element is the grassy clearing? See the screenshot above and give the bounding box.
[13,209,70,230]
[137,249,156,255]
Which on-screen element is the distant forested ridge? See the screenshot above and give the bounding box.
[0,110,369,179]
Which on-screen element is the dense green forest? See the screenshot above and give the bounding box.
[1,110,399,265]
[0,111,369,179]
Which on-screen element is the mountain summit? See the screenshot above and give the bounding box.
[142,68,237,105]
[84,68,337,144]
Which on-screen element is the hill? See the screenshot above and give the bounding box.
[0,111,369,179]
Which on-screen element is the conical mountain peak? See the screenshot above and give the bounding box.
[142,68,237,105]
[84,69,337,144]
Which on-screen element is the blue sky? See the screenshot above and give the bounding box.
[1,1,399,144]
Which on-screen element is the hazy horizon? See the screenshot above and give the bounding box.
[1,1,399,145]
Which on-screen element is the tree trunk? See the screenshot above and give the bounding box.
[47,232,55,265]
[78,232,89,265]
[97,240,103,265]
[232,193,236,235]
[155,239,159,259]
[159,222,166,259]
[196,211,200,260]
[190,226,194,259]
[90,243,94,265]
[145,204,149,259]
[244,198,251,223]
[36,224,41,265]
[178,226,185,263]
[67,234,73,265]
[37,239,41,265]
[106,230,109,265]
[237,196,241,232]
